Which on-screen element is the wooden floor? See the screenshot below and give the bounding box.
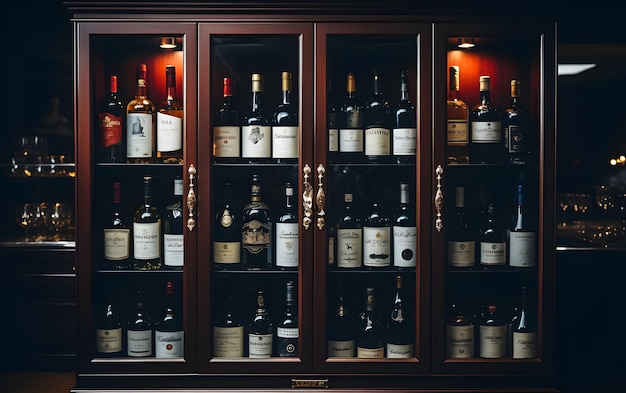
[0,372,75,393]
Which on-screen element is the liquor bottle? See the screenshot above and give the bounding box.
[157,65,184,164]
[126,64,156,163]
[392,69,417,163]
[504,79,530,164]
[363,69,391,162]
[447,186,475,268]
[446,302,474,358]
[275,280,298,357]
[447,66,469,164]
[356,287,384,358]
[241,174,271,270]
[163,176,184,270]
[363,200,391,269]
[335,189,362,269]
[248,290,273,358]
[155,281,184,358]
[103,182,131,269]
[213,77,241,161]
[508,182,536,268]
[242,73,271,161]
[327,290,355,358]
[338,73,364,161]
[133,176,162,270]
[393,182,417,268]
[95,299,123,357]
[213,182,241,270]
[327,79,339,162]
[469,75,502,164]
[479,292,506,359]
[479,195,506,268]
[386,275,413,358]
[213,294,244,357]
[127,286,153,357]
[275,182,298,270]
[511,286,537,359]
[97,75,124,163]
[271,71,298,162]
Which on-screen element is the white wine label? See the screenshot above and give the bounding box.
[393,226,417,267]
[364,127,391,156]
[133,222,160,260]
[479,325,506,358]
[242,125,271,158]
[392,127,417,155]
[272,126,299,158]
[338,128,363,153]
[448,240,475,267]
[275,222,299,267]
[328,339,354,358]
[386,343,414,358]
[248,333,273,358]
[357,346,384,358]
[213,241,241,264]
[447,121,468,144]
[213,326,244,357]
[513,331,537,359]
[363,226,391,267]
[447,324,474,358]
[164,233,184,267]
[104,228,130,260]
[127,113,154,158]
[509,232,536,267]
[480,242,506,265]
[213,126,241,158]
[127,329,153,357]
[155,330,184,358]
[157,112,183,152]
[96,328,122,353]
[471,121,502,143]
[277,327,299,338]
[336,229,362,268]
[328,128,339,152]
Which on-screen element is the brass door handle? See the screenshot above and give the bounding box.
[303,164,313,230]
[434,164,444,232]
[187,164,196,231]
[316,164,326,230]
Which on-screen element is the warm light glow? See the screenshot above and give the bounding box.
[160,37,177,49]
[457,37,475,49]
[609,155,626,166]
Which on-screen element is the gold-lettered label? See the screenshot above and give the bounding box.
[291,379,329,389]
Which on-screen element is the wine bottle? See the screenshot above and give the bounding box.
[126,64,156,163]
[213,182,242,270]
[393,182,417,268]
[213,294,244,357]
[446,302,474,358]
[275,182,298,270]
[327,290,355,358]
[508,182,536,268]
[163,176,184,270]
[447,186,475,268]
[248,290,273,358]
[479,195,506,268]
[469,75,502,164]
[327,78,339,162]
[363,69,391,162]
[504,79,530,165]
[127,286,153,357]
[157,65,184,164]
[133,176,162,270]
[338,73,364,161]
[336,189,362,269]
[97,75,124,163]
[242,73,271,161]
[392,69,417,163]
[213,77,241,161]
[155,281,184,358]
[386,275,413,358]
[356,287,384,358]
[511,286,537,359]
[272,71,298,162]
[276,280,298,357]
[103,182,131,269]
[95,299,123,357]
[447,65,469,164]
[241,174,271,270]
[479,293,506,359]
[363,200,391,269]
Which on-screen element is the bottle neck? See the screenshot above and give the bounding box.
[480,90,491,105]
[282,89,292,105]
[251,91,263,113]
[165,70,177,102]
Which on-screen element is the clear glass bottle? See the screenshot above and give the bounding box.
[276,280,298,357]
[275,182,298,270]
[97,75,124,163]
[392,69,417,163]
[447,186,475,268]
[356,287,384,358]
[248,290,273,358]
[163,176,184,270]
[127,286,153,357]
[213,77,241,161]
[338,73,364,161]
[393,182,417,268]
[155,281,184,358]
[272,71,298,162]
[157,65,184,164]
[364,69,391,162]
[103,181,131,269]
[213,294,244,358]
[126,64,156,163]
[241,174,271,270]
[133,176,162,270]
[363,200,391,269]
[213,182,242,270]
[469,75,502,164]
[385,275,413,358]
[447,65,469,164]
[242,73,271,161]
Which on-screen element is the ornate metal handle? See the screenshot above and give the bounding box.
[302,164,313,230]
[186,164,196,231]
[316,164,326,230]
[434,164,444,232]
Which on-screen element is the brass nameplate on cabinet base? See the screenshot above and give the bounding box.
[291,378,329,388]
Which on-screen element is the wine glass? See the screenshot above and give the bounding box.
[558,193,571,227]
[15,203,37,240]
[48,202,73,240]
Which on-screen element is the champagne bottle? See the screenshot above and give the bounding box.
[447,186,475,268]
[511,286,537,359]
[213,294,244,357]
[133,176,162,270]
[275,182,298,270]
[327,290,355,358]
[126,64,156,163]
[393,182,417,268]
[248,290,273,358]
[242,174,271,270]
[157,65,184,164]
[363,200,391,269]
[338,73,363,161]
[213,182,241,270]
[242,73,271,161]
[446,302,474,358]
[504,79,530,165]
[469,75,502,164]
[275,280,298,357]
[103,182,131,269]
[213,77,241,161]
[392,69,416,163]
[163,176,184,270]
[386,275,413,358]
[95,299,123,357]
[509,182,536,268]
[447,66,469,164]
[479,292,506,359]
[356,287,384,358]
[479,195,506,268]
[155,281,184,358]
[336,189,362,269]
[363,69,391,162]
[127,286,153,357]
[97,75,124,163]
[271,71,298,162]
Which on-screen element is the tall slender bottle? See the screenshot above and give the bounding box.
[213,182,241,270]
[386,275,413,358]
[508,182,536,268]
[327,78,339,162]
[241,174,271,270]
[103,182,131,269]
[336,188,362,269]
[133,176,162,270]
[95,299,123,357]
[469,75,502,164]
[504,79,530,164]
[155,281,184,358]
[126,64,156,163]
[272,71,298,162]
[363,69,391,162]
[338,73,363,161]
[248,290,273,358]
[163,176,184,270]
[393,182,417,268]
[275,182,298,270]
[356,287,384,358]
[213,294,244,357]
[447,186,475,268]
[157,65,184,163]
[446,302,474,358]
[447,66,469,164]
[127,286,153,357]
[276,280,298,357]
[213,77,241,161]
[363,200,391,269]
[327,289,355,358]
[97,75,124,163]
[392,69,416,163]
[479,292,506,359]
[479,195,506,268]
[511,286,537,359]
[242,73,271,161]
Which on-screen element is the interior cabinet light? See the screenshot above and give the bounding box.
[160,37,177,49]
[457,37,475,48]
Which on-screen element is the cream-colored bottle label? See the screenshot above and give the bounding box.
[513,331,537,359]
[275,222,299,268]
[363,226,390,267]
[480,242,506,265]
[447,324,474,358]
[214,326,244,357]
[157,112,183,152]
[272,126,298,158]
[242,125,271,158]
[214,241,241,264]
[386,343,414,358]
[155,330,184,358]
[336,229,362,268]
[448,240,475,267]
[133,222,160,260]
[213,126,241,158]
[479,325,506,358]
[338,128,363,153]
[96,328,122,353]
[104,228,130,260]
[328,339,354,358]
[127,113,153,158]
[163,233,184,267]
[328,128,338,152]
[447,121,468,144]
[392,127,417,155]
[509,232,536,267]
[364,127,391,155]
[393,226,417,267]
[127,329,152,357]
[248,333,273,358]
[357,346,384,358]
[471,121,502,142]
